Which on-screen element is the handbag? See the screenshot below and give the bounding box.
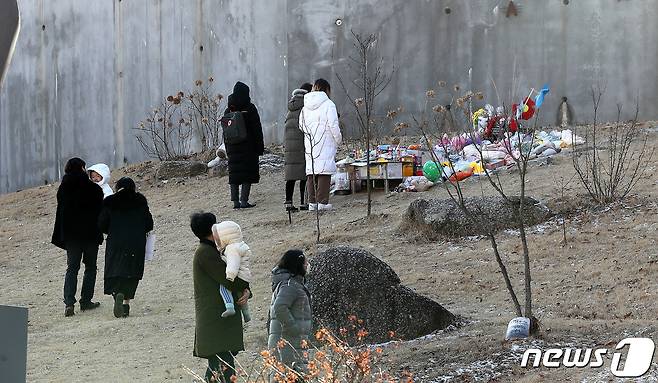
[145,232,156,261]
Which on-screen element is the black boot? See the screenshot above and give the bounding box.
[239,183,254,208]
[113,293,125,318]
[80,301,101,311]
[122,304,130,317]
[230,184,240,209]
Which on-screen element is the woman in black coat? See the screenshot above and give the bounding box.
[98,177,154,318]
[224,81,265,209]
[52,157,104,317]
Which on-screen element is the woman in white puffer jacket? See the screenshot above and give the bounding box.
[299,79,342,211]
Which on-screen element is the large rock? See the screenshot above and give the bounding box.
[307,246,455,344]
[405,196,552,239]
[155,161,207,180]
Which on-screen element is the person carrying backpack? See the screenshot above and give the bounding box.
[223,81,265,209]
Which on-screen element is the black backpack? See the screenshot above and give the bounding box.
[221,111,248,145]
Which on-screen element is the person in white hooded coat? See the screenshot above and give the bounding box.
[87,163,113,198]
[298,79,342,211]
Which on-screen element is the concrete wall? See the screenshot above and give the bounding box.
[1,0,657,193]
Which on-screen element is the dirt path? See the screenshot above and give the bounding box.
[1,141,658,382]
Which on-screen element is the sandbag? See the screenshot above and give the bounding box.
[482,150,508,161]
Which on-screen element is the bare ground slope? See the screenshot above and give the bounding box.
[1,137,657,382]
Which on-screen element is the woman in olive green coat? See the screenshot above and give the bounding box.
[190,212,250,383]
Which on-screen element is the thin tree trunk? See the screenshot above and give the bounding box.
[518,166,532,319]
[519,222,532,318]
[490,234,523,317]
[366,128,372,216]
[562,218,567,246]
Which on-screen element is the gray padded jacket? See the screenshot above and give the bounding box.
[267,267,312,366]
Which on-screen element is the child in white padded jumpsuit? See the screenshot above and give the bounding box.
[211,220,252,322]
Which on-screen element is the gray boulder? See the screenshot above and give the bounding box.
[405,196,552,239]
[307,246,455,344]
[155,161,207,180]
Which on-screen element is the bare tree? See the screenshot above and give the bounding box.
[337,30,394,217]
[572,85,653,204]
[553,173,576,247]
[299,110,327,244]
[134,91,194,160]
[135,78,226,161]
[186,77,225,152]
[406,82,543,327]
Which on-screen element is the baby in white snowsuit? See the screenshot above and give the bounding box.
[211,220,252,322]
[88,163,113,198]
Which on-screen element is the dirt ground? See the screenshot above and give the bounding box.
[1,131,658,382]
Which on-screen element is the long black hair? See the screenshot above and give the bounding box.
[277,249,306,276]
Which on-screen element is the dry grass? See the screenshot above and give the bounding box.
[1,130,657,382]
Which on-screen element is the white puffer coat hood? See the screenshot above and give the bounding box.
[211,220,251,282]
[303,91,330,111]
[88,163,113,198]
[212,220,243,248]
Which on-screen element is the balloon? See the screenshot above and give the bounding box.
[449,168,474,183]
[422,161,441,182]
[512,98,536,120]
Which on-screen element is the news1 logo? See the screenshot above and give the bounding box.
[521,337,655,377]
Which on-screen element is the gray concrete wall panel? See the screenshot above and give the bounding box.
[1,0,657,193]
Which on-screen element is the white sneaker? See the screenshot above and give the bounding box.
[309,203,318,211]
[318,203,333,211]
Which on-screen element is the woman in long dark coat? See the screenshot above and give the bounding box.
[52,157,104,317]
[98,177,153,318]
[190,212,251,383]
[225,81,265,209]
[283,83,312,212]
